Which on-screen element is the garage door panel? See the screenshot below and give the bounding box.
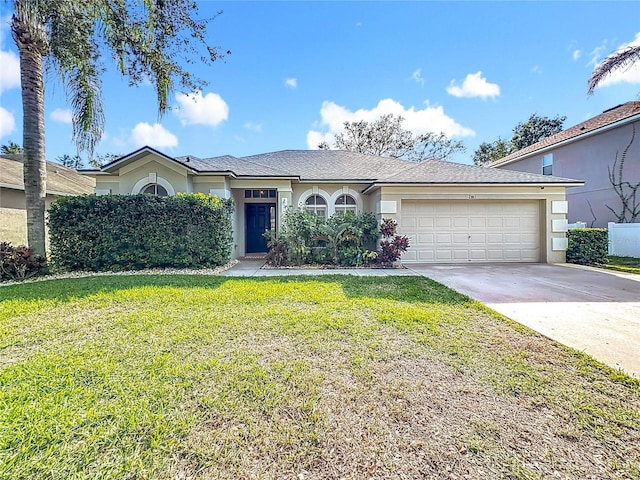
[435,250,453,261]
[503,217,522,227]
[401,200,540,263]
[453,217,469,228]
[416,233,434,245]
[436,233,452,244]
[418,217,434,228]
[436,217,451,228]
[453,233,470,244]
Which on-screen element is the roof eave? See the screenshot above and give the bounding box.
[362,181,584,194]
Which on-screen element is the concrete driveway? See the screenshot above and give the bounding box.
[407,263,640,378]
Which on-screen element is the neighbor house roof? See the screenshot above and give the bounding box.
[0,154,95,195]
[490,101,640,167]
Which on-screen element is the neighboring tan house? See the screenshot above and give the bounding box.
[0,154,96,246]
[490,101,640,227]
[81,146,583,264]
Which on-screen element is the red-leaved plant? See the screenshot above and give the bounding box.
[377,218,410,267]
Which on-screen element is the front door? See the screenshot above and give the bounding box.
[245,203,273,253]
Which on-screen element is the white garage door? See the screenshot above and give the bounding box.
[400,200,540,263]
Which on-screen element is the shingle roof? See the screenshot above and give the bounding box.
[90,146,582,187]
[0,155,95,195]
[375,158,581,185]
[171,149,415,180]
[490,101,640,167]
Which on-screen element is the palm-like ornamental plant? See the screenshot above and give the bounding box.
[10,0,227,257]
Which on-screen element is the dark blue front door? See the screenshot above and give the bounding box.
[245,203,273,253]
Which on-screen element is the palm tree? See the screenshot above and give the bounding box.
[0,141,23,154]
[10,0,227,257]
[588,45,640,95]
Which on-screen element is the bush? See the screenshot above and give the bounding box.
[377,218,410,266]
[0,242,46,281]
[265,208,380,267]
[48,193,234,272]
[566,228,608,265]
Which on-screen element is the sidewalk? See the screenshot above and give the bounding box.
[220,258,416,277]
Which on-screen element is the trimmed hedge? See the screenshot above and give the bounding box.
[48,193,233,271]
[566,228,608,265]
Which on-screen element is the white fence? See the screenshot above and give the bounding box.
[608,222,640,258]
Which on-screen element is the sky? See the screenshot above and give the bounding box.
[0,1,639,166]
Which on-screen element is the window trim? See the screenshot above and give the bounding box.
[304,194,328,218]
[542,153,553,176]
[334,193,357,214]
[132,174,175,196]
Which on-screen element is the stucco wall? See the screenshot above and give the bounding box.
[1,187,61,248]
[498,120,640,227]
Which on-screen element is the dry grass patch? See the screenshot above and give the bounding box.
[0,275,638,479]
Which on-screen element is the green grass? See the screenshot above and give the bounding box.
[603,255,640,274]
[1,275,639,479]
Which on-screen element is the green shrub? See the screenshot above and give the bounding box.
[0,242,46,281]
[566,228,608,265]
[265,208,380,267]
[48,193,233,272]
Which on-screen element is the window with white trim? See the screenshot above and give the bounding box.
[305,194,327,217]
[141,183,168,196]
[334,194,357,214]
[542,154,553,176]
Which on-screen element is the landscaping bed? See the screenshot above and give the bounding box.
[1,275,638,479]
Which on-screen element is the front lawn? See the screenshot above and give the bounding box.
[604,255,640,275]
[1,275,638,479]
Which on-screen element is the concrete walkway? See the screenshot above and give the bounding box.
[221,259,640,378]
[221,259,416,277]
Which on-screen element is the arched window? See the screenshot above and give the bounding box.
[305,194,327,217]
[141,183,168,196]
[334,194,357,214]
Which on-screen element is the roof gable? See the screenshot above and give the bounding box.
[490,101,640,167]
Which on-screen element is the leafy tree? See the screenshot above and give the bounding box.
[10,0,228,258]
[55,152,121,169]
[319,113,465,162]
[511,114,566,151]
[473,114,566,166]
[472,138,510,166]
[588,45,640,95]
[1,141,23,154]
[56,154,83,169]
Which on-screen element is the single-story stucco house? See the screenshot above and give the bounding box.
[80,146,584,263]
[0,154,96,246]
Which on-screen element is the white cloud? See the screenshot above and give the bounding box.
[573,49,582,61]
[50,108,73,124]
[306,98,474,149]
[531,65,542,74]
[411,68,425,86]
[446,71,500,99]
[0,49,20,94]
[0,105,15,138]
[174,90,228,127]
[593,32,640,89]
[128,123,178,149]
[285,78,297,89]
[244,122,263,133]
[588,41,608,67]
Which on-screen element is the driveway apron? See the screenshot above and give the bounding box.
[407,263,640,378]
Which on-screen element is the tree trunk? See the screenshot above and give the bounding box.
[12,10,48,258]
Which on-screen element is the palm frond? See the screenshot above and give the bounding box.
[588,46,640,95]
